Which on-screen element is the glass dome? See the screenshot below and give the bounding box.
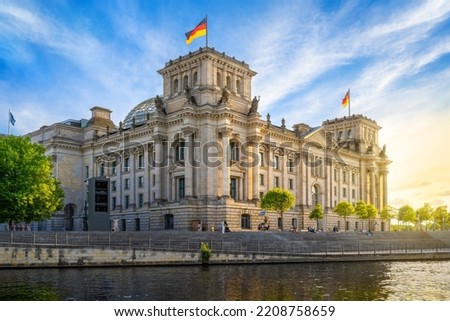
[122,97,158,129]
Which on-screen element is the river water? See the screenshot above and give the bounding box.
[0,261,449,301]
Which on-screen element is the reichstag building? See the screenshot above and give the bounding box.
[28,47,391,232]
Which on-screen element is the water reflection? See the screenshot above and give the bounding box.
[0,261,448,301]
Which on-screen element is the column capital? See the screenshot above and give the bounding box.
[181,126,198,137]
[246,135,263,144]
[218,126,233,137]
[152,134,168,143]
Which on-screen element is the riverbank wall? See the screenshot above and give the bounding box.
[1,230,450,268]
[1,245,450,268]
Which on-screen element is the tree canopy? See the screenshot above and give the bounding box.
[432,206,448,231]
[260,187,295,231]
[416,203,433,231]
[309,203,323,229]
[0,135,64,224]
[334,201,355,230]
[398,205,416,226]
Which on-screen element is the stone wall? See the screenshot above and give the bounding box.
[1,245,449,268]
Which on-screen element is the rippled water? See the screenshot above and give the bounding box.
[0,261,449,301]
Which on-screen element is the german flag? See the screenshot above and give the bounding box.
[185,17,207,45]
[342,89,350,108]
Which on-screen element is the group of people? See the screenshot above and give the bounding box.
[258,222,270,231]
[221,221,231,233]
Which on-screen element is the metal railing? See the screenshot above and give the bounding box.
[1,231,449,256]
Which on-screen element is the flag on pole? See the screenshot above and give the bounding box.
[9,111,16,126]
[341,90,350,108]
[185,17,207,45]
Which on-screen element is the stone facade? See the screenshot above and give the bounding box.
[27,47,391,232]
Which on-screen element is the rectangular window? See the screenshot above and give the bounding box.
[99,164,105,177]
[352,173,356,184]
[334,169,338,181]
[230,178,237,199]
[274,176,279,187]
[288,178,294,190]
[112,197,116,210]
[352,189,356,199]
[138,176,144,188]
[85,166,89,179]
[176,142,185,161]
[343,171,347,183]
[124,178,130,190]
[124,157,129,172]
[259,152,265,167]
[230,142,239,161]
[112,161,117,175]
[152,174,156,186]
[111,180,116,192]
[288,159,295,172]
[138,193,144,208]
[178,177,185,199]
[259,174,264,186]
[274,156,280,170]
[334,186,337,196]
[343,187,347,198]
[138,154,144,169]
[124,195,129,209]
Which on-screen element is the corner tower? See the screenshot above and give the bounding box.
[157,47,257,114]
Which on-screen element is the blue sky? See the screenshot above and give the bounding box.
[1,0,450,209]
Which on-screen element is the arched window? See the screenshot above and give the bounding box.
[226,75,231,90]
[183,75,189,88]
[338,131,343,141]
[64,204,74,231]
[175,140,186,161]
[312,184,321,206]
[216,72,222,87]
[347,129,353,139]
[193,72,198,86]
[236,79,241,94]
[173,78,179,94]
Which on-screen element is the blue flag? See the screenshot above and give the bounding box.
[9,111,15,126]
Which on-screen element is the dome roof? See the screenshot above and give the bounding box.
[122,97,157,128]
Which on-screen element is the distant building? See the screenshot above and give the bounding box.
[27,47,391,232]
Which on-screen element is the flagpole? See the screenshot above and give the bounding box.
[205,14,208,47]
[8,109,10,136]
[348,88,351,117]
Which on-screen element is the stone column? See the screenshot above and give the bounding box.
[282,150,288,189]
[152,134,167,202]
[370,170,376,206]
[143,145,150,207]
[247,135,261,201]
[129,150,136,209]
[219,127,233,198]
[380,169,389,210]
[182,126,197,199]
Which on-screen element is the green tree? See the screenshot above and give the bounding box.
[334,201,355,231]
[432,206,448,231]
[260,187,295,231]
[354,200,368,230]
[366,203,378,231]
[380,206,396,231]
[0,136,64,225]
[398,205,415,229]
[309,203,323,230]
[416,203,433,231]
